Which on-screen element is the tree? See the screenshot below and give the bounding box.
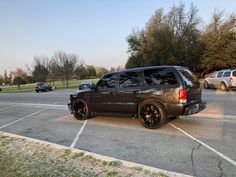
[12,68,28,86]
[126,2,204,72]
[3,70,9,85]
[96,67,108,78]
[32,56,49,82]
[77,66,89,79]
[86,65,97,78]
[200,10,236,76]
[51,51,83,88]
[0,75,3,85]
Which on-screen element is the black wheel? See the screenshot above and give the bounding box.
[220,82,227,91]
[73,100,91,120]
[204,81,209,89]
[138,100,166,129]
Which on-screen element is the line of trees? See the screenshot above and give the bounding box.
[126,3,236,77]
[0,51,124,87]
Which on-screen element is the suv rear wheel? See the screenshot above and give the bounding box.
[220,82,228,91]
[73,100,91,120]
[204,81,209,89]
[138,100,166,129]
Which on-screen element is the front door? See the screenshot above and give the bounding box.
[89,73,118,113]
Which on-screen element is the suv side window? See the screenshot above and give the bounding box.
[143,68,178,86]
[97,73,117,89]
[223,71,231,77]
[217,72,223,78]
[119,71,139,88]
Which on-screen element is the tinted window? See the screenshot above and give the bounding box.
[144,68,178,86]
[119,72,139,88]
[36,82,44,86]
[217,72,223,78]
[223,71,231,77]
[233,71,236,77]
[97,73,117,89]
[178,68,198,87]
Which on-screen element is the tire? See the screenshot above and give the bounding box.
[220,82,228,91]
[204,81,209,89]
[138,100,166,129]
[73,100,91,120]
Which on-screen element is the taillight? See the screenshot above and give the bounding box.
[179,89,187,103]
[230,77,233,82]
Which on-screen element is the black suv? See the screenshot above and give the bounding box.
[68,66,206,129]
[35,82,52,92]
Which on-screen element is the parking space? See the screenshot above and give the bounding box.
[0,102,235,177]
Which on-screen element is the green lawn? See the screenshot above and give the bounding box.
[0,79,99,93]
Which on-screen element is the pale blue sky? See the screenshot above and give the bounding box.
[0,0,236,75]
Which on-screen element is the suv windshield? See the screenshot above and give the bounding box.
[36,82,44,86]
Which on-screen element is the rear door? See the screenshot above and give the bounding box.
[230,70,236,87]
[114,71,141,113]
[178,68,201,104]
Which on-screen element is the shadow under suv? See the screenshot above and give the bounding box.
[68,66,206,129]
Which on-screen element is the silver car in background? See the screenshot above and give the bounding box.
[204,69,236,91]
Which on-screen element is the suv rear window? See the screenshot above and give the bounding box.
[143,68,178,86]
[178,69,197,86]
[119,72,139,88]
[223,71,231,77]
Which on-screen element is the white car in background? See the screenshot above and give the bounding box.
[204,69,236,91]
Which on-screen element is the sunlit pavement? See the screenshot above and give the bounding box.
[0,89,235,177]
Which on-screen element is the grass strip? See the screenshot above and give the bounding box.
[0,134,168,177]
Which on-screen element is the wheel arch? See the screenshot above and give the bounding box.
[136,97,165,113]
[220,80,228,87]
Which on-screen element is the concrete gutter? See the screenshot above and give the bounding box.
[0,131,192,177]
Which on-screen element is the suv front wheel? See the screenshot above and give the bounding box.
[138,100,166,129]
[73,100,91,120]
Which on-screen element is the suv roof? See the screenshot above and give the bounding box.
[106,65,183,75]
[218,69,236,72]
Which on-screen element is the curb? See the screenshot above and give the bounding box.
[0,131,192,177]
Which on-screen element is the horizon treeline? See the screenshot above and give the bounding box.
[126,2,236,77]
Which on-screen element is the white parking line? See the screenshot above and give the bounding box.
[0,107,12,111]
[0,109,46,130]
[0,102,67,110]
[190,113,236,119]
[168,123,236,166]
[70,120,87,148]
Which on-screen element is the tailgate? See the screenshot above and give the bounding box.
[178,68,202,104]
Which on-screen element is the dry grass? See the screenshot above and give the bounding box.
[0,134,168,177]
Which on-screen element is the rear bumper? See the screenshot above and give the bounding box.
[229,86,236,90]
[183,101,206,115]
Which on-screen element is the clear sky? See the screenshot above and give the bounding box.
[0,0,236,75]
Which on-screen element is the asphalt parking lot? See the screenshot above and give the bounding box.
[0,90,236,177]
